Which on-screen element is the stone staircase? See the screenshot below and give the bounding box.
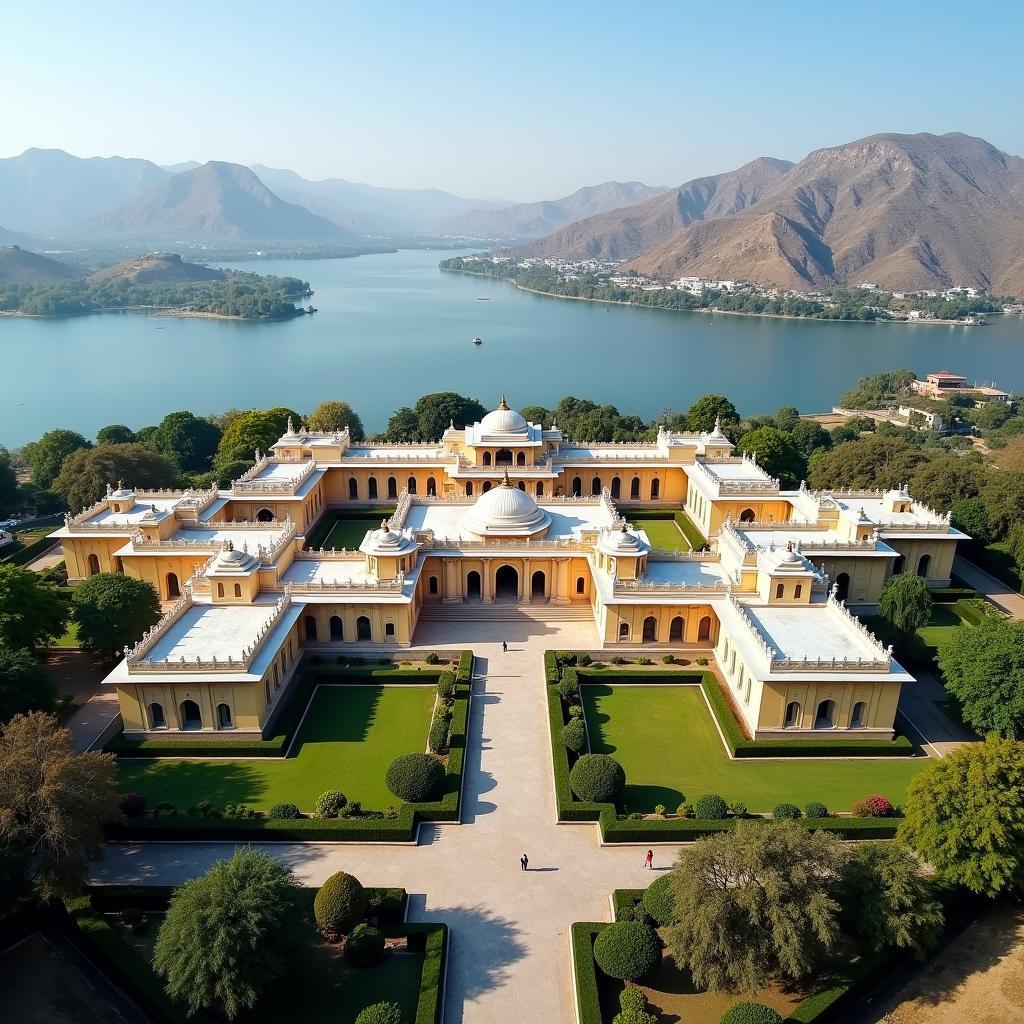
[418,601,595,622]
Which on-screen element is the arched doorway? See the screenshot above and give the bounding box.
[642,616,658,642]
[619,622,630,639]
[892,554,905,575]
[407,476,417,494]
[179,700,202,730]
[669,616,684,642]
[348,478,358,499]
[697,615,712,641]
[465,482,474,497]
[576,576,586,595]
[591,476,602,496]
[850,701,867,728]
[148,702,165,729]
[535,482,544,497]
[483,452,492,466]
[257,507,274,522]
[518,481,526,491]
[495,565,519,601]
[87,553,100,576]
[496,448,513,466]
[572,476,582,497]
[356,616,371,640]
[650,479,660,500]
[428,575,438,594]
[611,477,621,499]
[304,615,318,641]
[466,570,481,599]
[917,553,931,578]
[217,703,233,729]
[834,572,850,601]
[330,615,343,641]
[815,699,836,729]
[531,570,546,599]
[368,477,378,499]
[426,476,436,496]
[630,477,640,499]
[739,507,755,523]
[114,556,124,573]
[387,477,397,499]
[482,481,492,493]
[784,701,801,728]
[516,452,526,466]
[166,572,180,599]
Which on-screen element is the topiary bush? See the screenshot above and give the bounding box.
[693,793,728,819]
[315,790,347,818]
[804,801,828,819]
[729,801,748,818]
[719,1002,784,1024]
[268,802,301,820]
[436,672,455,698]
[314,871,368,937]
[345,922,386,965]
[773,802,802,820]
[641,874,677,926]
[386,753,445,802]
[428,716,450,754]
[613,1010,658,1024]
[425,652,440,665]
[557,668,579,702]
[355,1002,404,1024]
[562,718,588,753]
[619,988,648,1014]
[593,921,661,980]
[662,654,675,664]
[119,792,146,818]
[569,753,626,803]
[852,794,894,818]
[568,704,583,718]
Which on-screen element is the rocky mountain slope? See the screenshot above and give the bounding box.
[86,252,227,285]
[0,246,83,285]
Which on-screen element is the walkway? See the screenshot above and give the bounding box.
[92,620,685,1024]
[953,556,1024,620]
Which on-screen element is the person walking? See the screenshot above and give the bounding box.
[502,640,508,653]
[521,853,528,871]
[644,849,653,870]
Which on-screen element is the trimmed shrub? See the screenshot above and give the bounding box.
[436,672,455,698]
[119,792,146,818]
[314,871,368,936]
[268,802,301,820]
[428,716,450,754]
[678,802,694,818]
[662,654,675,664]
[641,874,677,926]
[729,801,748,818]
[693,794,728,820]
[568,704,583,718]
[654,804,666,817]
[852,795,895,818]
[720,1002,784,1024]
[577,652,592,666]
[620,988,649,1014]
[569,753,626,803]
[696,656,709,666]
[557,668,579,701]
[773,802,802,820]
[562,718,588,753]
[355,1002,404,1024]
[315,790,348,818]
[637,657,652,666]
[804,801,829,819]
[593,921,661,980]
[346,922,385,965]
[224,803,262,820]
[386,753,445,802]
[611,655,626,665]
[425,652,440,665]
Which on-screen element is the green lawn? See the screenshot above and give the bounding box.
[632,517,691,551]
[582,684,927,814]
[305,509,394,550]
[866,604,967,669]
[53,621,80,648]
[117,685,434,812]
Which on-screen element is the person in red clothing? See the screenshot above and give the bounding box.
[644,849,653,869]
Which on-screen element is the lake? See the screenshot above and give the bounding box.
[3,248,1023,447]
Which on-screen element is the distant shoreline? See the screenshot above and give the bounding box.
[0,303,312,323]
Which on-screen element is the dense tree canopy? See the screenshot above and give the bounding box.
[550,396,648,442]
[306,400,365,440]
[23,429,91,490]
[0,644,56,724]
[789,420,832,460]
[807,435,929,491]
[383,392,486,441]
[0,447,18,516]
[95,424,136,445]
[908,456,987,513]
[213,407,301,482]
[73,573,161,660]
[684,394,739,433]
[0,564,69,650]
[980,472,1024,538]
[839,369,915,409]
[950,497,992,544]
[150,411,222,472]
[52,443,178,512]
[878,573,933,640]
[736,427,805,487]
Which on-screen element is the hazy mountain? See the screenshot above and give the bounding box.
[160,160,202,174]
[251,164,512,234]
[0,225,37,247]
[86,252,227,285]
[0,148,171,233]
[508,158,794,261]
[0,245,84,285]
[438,181,670,240]
[89,162,357,242]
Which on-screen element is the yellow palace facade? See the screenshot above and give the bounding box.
[52,399,965,743]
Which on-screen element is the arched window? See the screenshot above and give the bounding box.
[518,481,526,491]
[304,615,318,641]
[483,452,492,466]
[850,701,867,728]
[428,575,438,594]
[776,583,784,599]
[892,554,905,575]
[179,700,202,730]
[257,508,274,522]
[114,556,124,573]
[356,615,371,640]
[536,482,544,497]
[739,508,755,523]
[630,477,641,500]
[572,476,582,497]
[815,699,836,729]
[466,570,481,598]
[385,622,395,637]
[148,702,166,729]
[642,616,657,642]
[465,482,474,497]
[348,478,358,500]
[784,701,801,728]
[698,615,712,641]
[87,553,101,576]
[795,584,802,600]
[917,553,931,578]
[835,572,850,601]
[368,477,378,499]
[591,476,602,496]
[516,452,526,466]
[217,582,224,597]
[387,476,397,499]
[426,476,436,496]
[576,576,586,595]
[217,703,233,729]
[496,448,513,466]
[482,481,492,493]
[233,583,242,598]
[330,615,343,641]
[669,616,684,642]
[407,476,417,494]
[650,478,660,500]
[611,477,621,499]
[619,622,630,639]
[166,572,180,599]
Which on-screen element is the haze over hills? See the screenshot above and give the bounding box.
[0,245,83,285]
[88,162,356,243]
[85,252,227,285]
[511,133,1024,295]
[438,181,669,240]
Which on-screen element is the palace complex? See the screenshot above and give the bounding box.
[52,399,964,743]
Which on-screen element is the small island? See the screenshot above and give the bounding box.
[0,249,315,321]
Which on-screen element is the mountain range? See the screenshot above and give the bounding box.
[509,133,1024,294]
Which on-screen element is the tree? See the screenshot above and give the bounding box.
[154,849,310,1019]
[735,427,805,487]
[95,424,136,445]
[150,411,222,472]
[909,456,987,513]
[975,402,1012,430]
[789,420,831,460]
[665,821,846,992]
[381,407,422,442]
[593,920,661,980]
[0,644,56,723]
[774,405,801,432]
[307,400,365,440]
[519,405,551,427]
[355,1004,404,1024]
[899,735,1024,896]
[980,472,1024,538]
[551,396,648,442]
[0,564,69,649]
[313,870,368,936]
[0,711,121,899]
[807,435,928,491]
[413,392,487,440]
[73,574,161,660]
[0,447,19,516]
[569,753,626,803]
[686,394,739,433]
[878,573,932,641]
[838,369,915,409]
[23,429,91,490]
[950,497,992,544]
[52,444,178,513]
[938,617,1024,737]
[385,752,445,802]
[839,843,943,957]
[213,408,300,482]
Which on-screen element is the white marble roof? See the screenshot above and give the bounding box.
[82,497,179,526]
[745,604,884,662]
[405,500,613,541]
[699,459,774,482]
[641,560,731,586]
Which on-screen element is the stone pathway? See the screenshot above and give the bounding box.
[953,556,1024,620]
[91,620,685,1024]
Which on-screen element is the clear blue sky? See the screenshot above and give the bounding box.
[5,0,1021,201]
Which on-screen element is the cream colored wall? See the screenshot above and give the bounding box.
[121,553,209,600]
[61,536,131,583]
[299,602,413,646]
[603,603,718,645]
[808,555,891,606]
[885,537,958,585]
[757,679,900,737]
[556,466,686,502]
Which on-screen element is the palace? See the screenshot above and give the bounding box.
[52,399,965,742]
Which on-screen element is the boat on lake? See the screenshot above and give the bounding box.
[472,336,482,345]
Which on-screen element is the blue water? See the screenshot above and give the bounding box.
[2,247,1022,447]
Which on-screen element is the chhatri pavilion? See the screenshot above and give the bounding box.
[51,398,965,742]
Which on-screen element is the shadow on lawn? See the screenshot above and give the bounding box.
[289,685,384,753]
[119,759,269,808]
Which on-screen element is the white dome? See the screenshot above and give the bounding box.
[462,478,551,536]
[597,522,647,557]
[360,519,418,557]
[479,397,528,435]
[212,539,259,573]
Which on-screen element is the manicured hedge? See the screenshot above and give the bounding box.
[570,923,605,1024]
[404,922,448,1024]
[0,534,59,566]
